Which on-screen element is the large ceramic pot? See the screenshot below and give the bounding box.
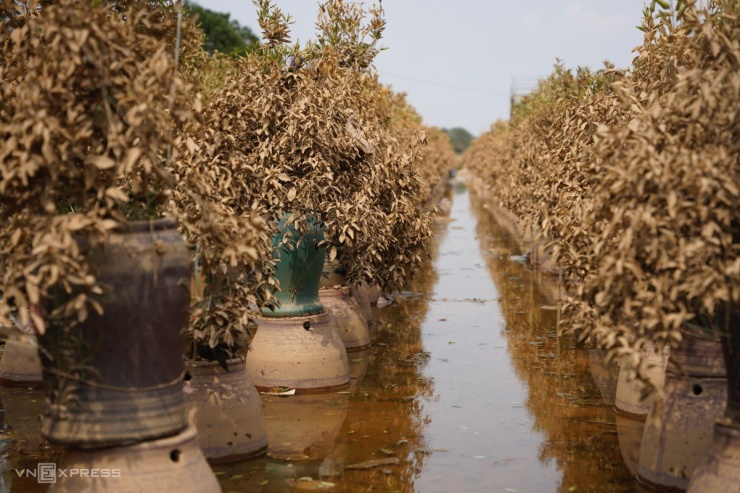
[320,259,373,323]
[688,305,740,493]
[0,333,42,384]
[39,218,190,448]
[319,287,371,351]
[637,329,727,491]
[351,283,373,323]
[48,424,220,493]
[262,215,325,317]
[246,312,350,393]
[184,357,267,462]
[614,341,669,418]
[249,216,350,392]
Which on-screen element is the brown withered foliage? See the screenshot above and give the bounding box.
[385,91,458,208]
[568,0,740,369]
[465,0,739,386]
[183,0,443,296]
[0,0,272,357]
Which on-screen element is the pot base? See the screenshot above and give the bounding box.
[48,424,220,493]
[637,373,727,491]
[246,312,350,393]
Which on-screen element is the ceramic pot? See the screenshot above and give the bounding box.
[262,215,325,317]
[39,218,190,448]
[246,312,350,393]
[319,287,370,352]
[687,419,740,493]
[686,305,740,492]
[637,372,727,490]
[350,284,373,323]
[48,424,220,493]
[184,358,268,462]
[0,334,42,384]
[615,342,669,418]
[637,329,727,491]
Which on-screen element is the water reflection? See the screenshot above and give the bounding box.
[0,384,59,493]
[469,188,635,492]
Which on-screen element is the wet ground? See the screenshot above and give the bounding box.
[0,180,639,492]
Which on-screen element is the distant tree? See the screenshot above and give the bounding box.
[443,127,474,154]
[186,2,258,57]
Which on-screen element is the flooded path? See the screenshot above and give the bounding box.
[0,180,638,492]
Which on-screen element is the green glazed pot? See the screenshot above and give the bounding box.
[262,215,326,317]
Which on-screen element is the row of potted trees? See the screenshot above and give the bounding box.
[0,0,455,490]
[463,0,739,491]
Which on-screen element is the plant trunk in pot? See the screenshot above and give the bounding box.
[38,218,190,448]
[614,341,669,418]
[247,216,349,393]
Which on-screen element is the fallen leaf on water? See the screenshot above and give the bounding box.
[284,479,336,491]
[345,458,400,470]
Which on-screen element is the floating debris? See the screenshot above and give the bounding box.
[284,478,336,490]
[261,386,296,396]
[345,458,400,470]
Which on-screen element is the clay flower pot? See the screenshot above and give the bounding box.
[0,333,42,385]
[49,424,220,493]
[637,329,727,491]
[687,306,740,493]
[246,312,350,393]
[248,216,350,393]
[614,341,669,418]
[39,218,190,448]
[319,287,370,351]
[262,216,326,317]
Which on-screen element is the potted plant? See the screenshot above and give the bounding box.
[0,2,245,489]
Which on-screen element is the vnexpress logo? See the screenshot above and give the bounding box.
[15,464,122,483]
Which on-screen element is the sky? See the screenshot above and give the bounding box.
[193,0,653,136]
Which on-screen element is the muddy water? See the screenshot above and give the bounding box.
[0,181,637,492]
